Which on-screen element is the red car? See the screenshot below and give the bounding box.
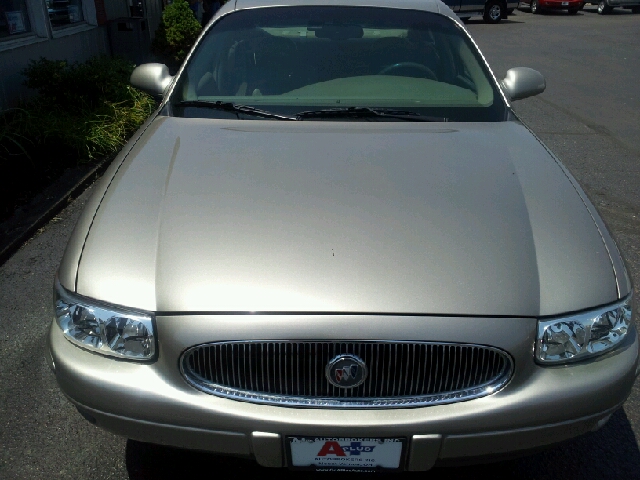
[520,0,584,13]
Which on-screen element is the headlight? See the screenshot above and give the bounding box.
[54,279,156,360]
[536,294,633,364]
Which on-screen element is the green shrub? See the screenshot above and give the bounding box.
[12,56,157,161]
[152,0,202,63]
[22,56,136,113]
[0,108,32,161]
[0,55,157,219]
[12,87,155,161]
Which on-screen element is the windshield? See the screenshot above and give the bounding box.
[171,6,507,121]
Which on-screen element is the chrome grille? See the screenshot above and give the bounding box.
[181,341,513,408]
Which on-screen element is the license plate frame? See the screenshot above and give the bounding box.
[286,436,406,472]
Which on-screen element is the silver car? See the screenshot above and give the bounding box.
[48,0,637,472]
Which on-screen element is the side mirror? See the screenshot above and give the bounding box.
[501,67,546,101]
[130,63,174,99]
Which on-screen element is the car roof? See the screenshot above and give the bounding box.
[232,0,460,23]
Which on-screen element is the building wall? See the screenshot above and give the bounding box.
[104,0,128,20]
[145,0,162,41]
[0,0,161,109]
[0,25,109,108]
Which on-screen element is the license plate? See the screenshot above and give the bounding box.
[287,436,405,472]
[562,2,569,4]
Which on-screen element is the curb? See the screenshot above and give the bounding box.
[0,154,115,267]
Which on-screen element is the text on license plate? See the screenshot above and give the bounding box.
[288,437,404,471]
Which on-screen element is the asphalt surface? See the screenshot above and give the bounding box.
[1,7,640,479]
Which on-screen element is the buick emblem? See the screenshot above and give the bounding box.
[325,354,368,389]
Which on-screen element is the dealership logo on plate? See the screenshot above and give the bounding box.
[325,354,367,388]
[317,440,376,457]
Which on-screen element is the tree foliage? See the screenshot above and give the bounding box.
[152,0,202,63]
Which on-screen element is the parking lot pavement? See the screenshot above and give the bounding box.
[467,6,640,154]
[0,185,128,479]
[1,9,640,480]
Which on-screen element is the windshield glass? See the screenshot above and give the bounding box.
[171,6,507,121]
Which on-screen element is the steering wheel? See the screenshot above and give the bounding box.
[378,62,437,81]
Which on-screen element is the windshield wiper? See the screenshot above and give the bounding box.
[295,107,447,122]
[177,100,296,121]
[176,102,446,122]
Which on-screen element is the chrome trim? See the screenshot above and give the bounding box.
[325,354,368,389]
[180,341,514,409]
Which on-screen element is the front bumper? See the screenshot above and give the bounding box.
[48,314,639,470]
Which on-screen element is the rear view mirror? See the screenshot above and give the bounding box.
[313,24,364,40]
[501,67,546,101]
[130,63,174,99]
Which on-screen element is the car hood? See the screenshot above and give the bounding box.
[75,117,617,316]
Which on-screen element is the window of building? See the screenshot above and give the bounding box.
[0,0,32,38]
[46,0,84,27]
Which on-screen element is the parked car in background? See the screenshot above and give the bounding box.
[48,0,638,473]
[587,0,640,14]
[443,0,519,22]
[520,0,584,14]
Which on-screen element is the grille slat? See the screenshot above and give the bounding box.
[463,347,471,389]
[477,347,485,386]
[182,341,512,408]
[408,344,415,397]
